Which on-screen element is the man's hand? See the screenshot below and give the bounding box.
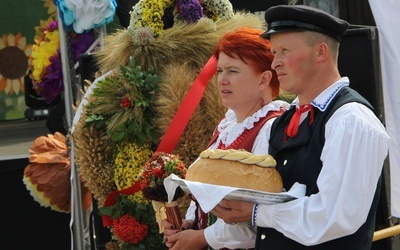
[211,200,254,224]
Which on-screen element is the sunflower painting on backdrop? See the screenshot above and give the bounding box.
[72,0,267,249]
[0,33,32,120]
[0,0,57,121]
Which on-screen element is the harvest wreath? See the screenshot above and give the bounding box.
[77,58,189,249]
[72,0,267,249]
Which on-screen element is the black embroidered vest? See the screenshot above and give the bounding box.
[256,87,382,249]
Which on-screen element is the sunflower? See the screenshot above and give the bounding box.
[42,0,57,17]
[33,17,56,43]
[0,33,32,94]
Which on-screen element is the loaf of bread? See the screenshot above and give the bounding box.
[185,149,283,193]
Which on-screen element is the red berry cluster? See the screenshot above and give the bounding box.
[113,214,148,244]
[120,97,132,108]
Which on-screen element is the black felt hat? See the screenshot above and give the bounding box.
[261,5,350,41]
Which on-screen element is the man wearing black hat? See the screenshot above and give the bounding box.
[211,5,390,249]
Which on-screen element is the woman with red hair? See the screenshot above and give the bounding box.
[163,27,289,249]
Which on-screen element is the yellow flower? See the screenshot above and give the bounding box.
[129,191,150,205]
[114,142,152,205]
[114,142,152,190]
[0,33,32,94]
[131,0,174,37]
[30,29,59,83]
[33,17,55,44]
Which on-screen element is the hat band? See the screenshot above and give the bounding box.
[270,20,322,32]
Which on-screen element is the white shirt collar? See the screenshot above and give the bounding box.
[218,100,289,145]
[291,77,350,112]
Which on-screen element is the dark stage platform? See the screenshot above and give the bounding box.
[0,119,71,250]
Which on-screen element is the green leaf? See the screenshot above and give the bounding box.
[111,130,126,141]
[97,205,115,216]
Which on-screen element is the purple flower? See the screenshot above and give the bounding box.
[178,0,204,23]
[46,21,59,32]
[70,31,95,63]
[34,21,95,103]
[38,51,63,103]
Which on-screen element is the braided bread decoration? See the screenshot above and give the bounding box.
[186,149,283,193]
[199,149,276,168]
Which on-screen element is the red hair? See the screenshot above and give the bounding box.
[212,27,279,98]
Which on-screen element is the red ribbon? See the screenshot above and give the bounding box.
[102,56,217,227]
[156,56,217,152]
[102,181,142,226]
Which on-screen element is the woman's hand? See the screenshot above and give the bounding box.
[162,219,195,248]
[162,218,179,243]
[211,200,254,224]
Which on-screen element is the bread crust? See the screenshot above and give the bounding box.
[186,149,283,193]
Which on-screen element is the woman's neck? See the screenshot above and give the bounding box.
[235,99,264,123]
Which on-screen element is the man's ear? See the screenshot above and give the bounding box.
[260,70,273,90]
[317,42,329,62]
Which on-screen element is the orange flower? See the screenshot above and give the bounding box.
[23,132,92,212]
[140,151,187,201]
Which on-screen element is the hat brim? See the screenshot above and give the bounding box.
[260,28,309,39]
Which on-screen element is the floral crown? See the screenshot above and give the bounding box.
[127,0,234,45]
